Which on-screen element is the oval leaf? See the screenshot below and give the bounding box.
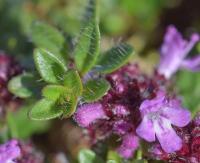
[95,43,133,74]
[63,70,83,97]
[29,99,63,120]
[74,0,100,75]
[8,73,35,98]
[74,23,100,75]
[34,48,66,84]
[82,78,110,102]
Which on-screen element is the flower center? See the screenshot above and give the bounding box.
[148,111,160,120]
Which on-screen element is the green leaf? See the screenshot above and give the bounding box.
[34,48,67,84]
[8,73,35,98]
[95,43,133,74]
[42,85,67,101]
[62,96,78,117]
[82,78,110,102]
[31,22,65,54]
[63,70,83,96]
[74,23,100,75]
[78,149,104,163]
[107,150,122,163]
[7,106,49,139]
[42,85,79,118]
[74,0,100,75]
[29,99,63,120]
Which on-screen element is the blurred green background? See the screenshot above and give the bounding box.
[1,0,200,162]
[1,0,200,56]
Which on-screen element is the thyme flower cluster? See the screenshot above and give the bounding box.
[74,25,200,161]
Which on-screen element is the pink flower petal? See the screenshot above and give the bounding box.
[0,139,21,162]
[181,55,200,71]
[162,106,191,127]
[158,25,200,78]
[154,117,182,153]
[139,92,165,116]
[136,115,155,142]
[117,133,139,159]
[74,103,107,127]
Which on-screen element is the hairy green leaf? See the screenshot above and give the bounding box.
[74,23,100,75]
[29,99,63,120]
[74,0,100,75]
[82,78,110,102]
[63,70,83,97]
[62,96,78,117]
[95,43,133,73]
[34,48,67,84]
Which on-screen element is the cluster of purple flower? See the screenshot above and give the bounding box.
[74,25,200,161]
[0,52,22,117]
[0,139,43,163]
[0,53,44,162]
[75,64,166,158]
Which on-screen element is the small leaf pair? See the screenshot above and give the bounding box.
[29,70,82,120]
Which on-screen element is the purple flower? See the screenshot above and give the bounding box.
[158,25,200,78]
[74,103,107,127]
[0,52,22,116]
[117,133,139,159]
[113,120,133,135]
[0,139,21,163]
[136,92,191,153]
[18,141,44,163]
